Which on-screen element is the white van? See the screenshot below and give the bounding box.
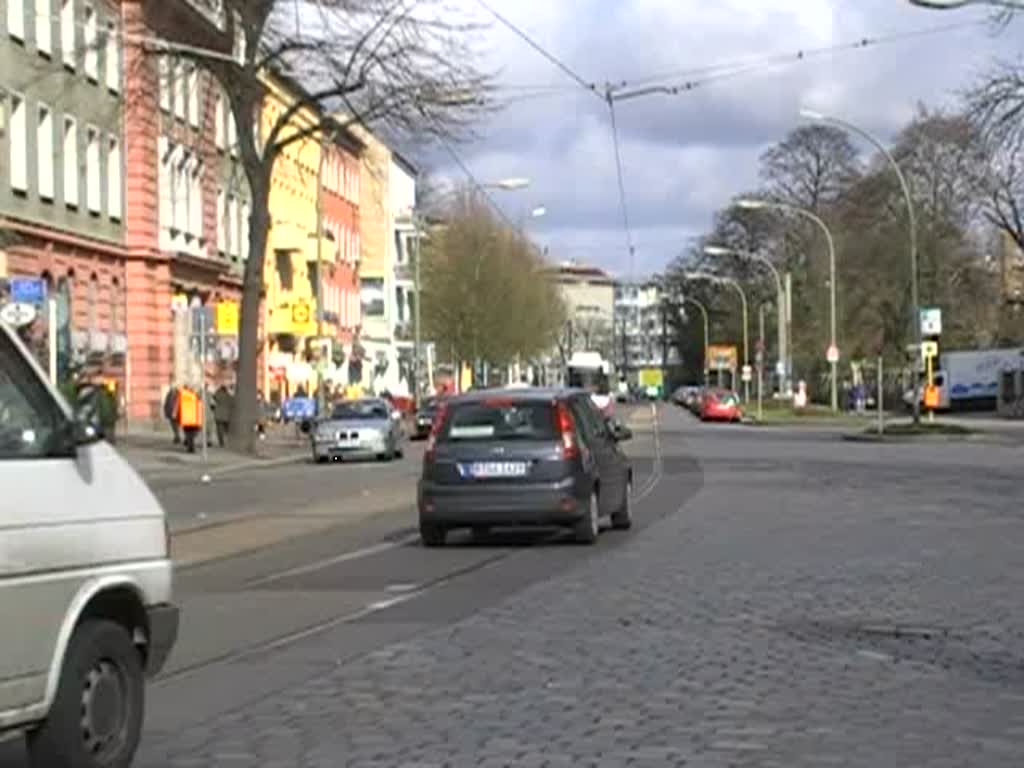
[0,322,178,767]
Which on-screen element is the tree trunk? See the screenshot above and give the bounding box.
[229,174,271,454]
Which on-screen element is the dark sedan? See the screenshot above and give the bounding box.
[417,388,634,546]
[412,397,442,439]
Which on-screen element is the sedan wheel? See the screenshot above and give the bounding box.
[611,480,633,530]
[573,491,600,545]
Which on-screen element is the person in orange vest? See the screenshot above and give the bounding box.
[177,385,204,454]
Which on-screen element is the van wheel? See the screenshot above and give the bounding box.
[27,619,144,768]
[573,492,600,544]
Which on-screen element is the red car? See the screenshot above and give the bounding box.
[700,389,742,422]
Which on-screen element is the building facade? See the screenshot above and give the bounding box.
[1,0,129,395]
[352,124,418,397]
[613,279,680,382]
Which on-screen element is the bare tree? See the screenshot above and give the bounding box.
[759,125,861,212]
[140,0,492,451]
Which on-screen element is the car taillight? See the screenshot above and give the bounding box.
[425,402,448,461]
[554,401,579,460]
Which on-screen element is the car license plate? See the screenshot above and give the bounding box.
[464,461,528,478]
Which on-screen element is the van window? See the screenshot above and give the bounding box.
[0,331,71,459]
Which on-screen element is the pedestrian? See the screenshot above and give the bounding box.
[164,384,181,445]
[177,385,204,454]
[213,384,234,448]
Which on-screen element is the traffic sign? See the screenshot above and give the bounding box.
[921,340,939,360]
[10,277,46,305]
[920,307,942,336]
[826,344,839,364]
[741,364,753,383]
[0,302,38,327]
[215,301,239,335]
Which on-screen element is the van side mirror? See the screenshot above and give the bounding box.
[73,384,104,443]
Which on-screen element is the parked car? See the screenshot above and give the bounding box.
[0,321,178,768]
[700,388,743,422]
[311,398,404,462]
[417,387,634,546]
[412,396,443,440]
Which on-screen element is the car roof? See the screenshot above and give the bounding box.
[446,386,584,405]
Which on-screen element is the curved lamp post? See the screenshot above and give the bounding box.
[800,108,922,424]
[685,271,749,402]
[682,296,710,387]
[704,243,788,402]
[734,200,840,411]
[908,0,1024,8]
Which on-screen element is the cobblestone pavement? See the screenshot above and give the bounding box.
[138,408,1024,767]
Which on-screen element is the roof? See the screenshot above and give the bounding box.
[446,387,583,405]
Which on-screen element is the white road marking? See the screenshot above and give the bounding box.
[633,402,663,503]
[247,534,420,587]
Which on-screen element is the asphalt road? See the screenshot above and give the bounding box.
[6,404,1024,766]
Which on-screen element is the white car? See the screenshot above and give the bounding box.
[0,322,178,768]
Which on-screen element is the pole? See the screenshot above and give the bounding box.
[684,297,709,388]
[734,280,749,404]
[413,215,422,410]
[758,303,765,421]
[815,115,919,424]
[47,297,57,385]
[877,354,884,436]
[785,272,793,395]
[198,309,208,468]
[314,131,327,418]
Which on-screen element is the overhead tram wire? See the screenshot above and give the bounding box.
[474,0,604,101]
[607,17,986,100]
[606,98,637,281]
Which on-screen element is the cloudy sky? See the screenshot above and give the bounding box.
[426,0,1019,280]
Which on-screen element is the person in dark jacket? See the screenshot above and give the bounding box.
[213,384,234,448]
[164,385,181,444]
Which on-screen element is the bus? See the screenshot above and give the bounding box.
[567,351,615,417]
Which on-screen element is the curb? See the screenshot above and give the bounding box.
[840,432,973,444]
[139,451,309,483]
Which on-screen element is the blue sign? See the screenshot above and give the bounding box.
[10,278,46,305]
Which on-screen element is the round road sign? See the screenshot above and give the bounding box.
[0,302,38,328]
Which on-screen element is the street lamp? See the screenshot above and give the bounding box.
[489,177,531,191]
[800,107,922,424]
[735,198,840,411]
[685,271,749,402]
[682,297,710,387]
[530,205,547,218]
[704,243,787,401]
[908,0,1024,7]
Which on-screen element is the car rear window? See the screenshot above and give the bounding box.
[330,402,389,420]
[440,400,557,442]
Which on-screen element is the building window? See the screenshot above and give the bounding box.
[62,116,78,207]
[158,136,170,240]
[83,4,97,80]
[105,21,119,92]
[86,125,101,213]
[60,0,74,68]
[187,66,199,127]
[110,278,121,333]
[106,134,121,220]
[239,201,249,260]
[274,249,293,291]
[9,94,27,193]
[360,277,385,318]
[216,188,227,252]
[231,10,245,64]
[7,0,24,41]
[36,0,52,55]
[228,194,239,258]
[171,146,186,233]
[214,94,225,150]
[173,60,185,120]
[158,57,170,112]
[37,104,54,201]
[226,108,237,155]
[187,157,202,240]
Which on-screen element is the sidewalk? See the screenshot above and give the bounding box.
[117,423,309,479]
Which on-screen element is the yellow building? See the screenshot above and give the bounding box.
[261,73,333,401]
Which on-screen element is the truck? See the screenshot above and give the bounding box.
[567,351,615,417]
[904,347,1024,411]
